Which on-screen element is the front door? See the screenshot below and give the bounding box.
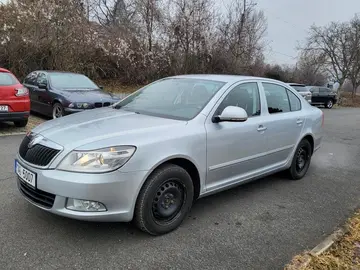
[205,81,269,192]
[35,72,53,116]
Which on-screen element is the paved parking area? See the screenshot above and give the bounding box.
[1,107,360,269]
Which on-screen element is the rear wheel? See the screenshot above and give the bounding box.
[134,164,194,235]
[325,99,333,109]
[288,139,312,180]
[52,103,64,119]
[13,119,28,127]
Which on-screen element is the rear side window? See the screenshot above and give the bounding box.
[0,72,17,86]
[287,90,301,111]
[262,83,290,114]
[320,87,329,93]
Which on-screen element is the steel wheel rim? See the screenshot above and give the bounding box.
[152,179,186,223]
[53,105,63,119]
[295,147,309,174]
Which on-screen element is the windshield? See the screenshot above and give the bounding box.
[291,85,308,92]
[0,73,17,86]
[114,78,226,120]
[49,73,98,90]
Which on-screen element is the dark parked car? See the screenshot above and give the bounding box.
[23,71,120,118]
[308,86,338,109]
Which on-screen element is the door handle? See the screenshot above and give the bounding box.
[296,119,303,125]
[257,125,267,132]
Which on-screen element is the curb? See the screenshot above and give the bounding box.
[0,132,26,137]
[287,227,347,269]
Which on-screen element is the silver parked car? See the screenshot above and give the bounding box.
[287,83,312,104]
[15,75,324,235]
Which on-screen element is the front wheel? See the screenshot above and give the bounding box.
[52,103,64,119]
[134,164,194,235]
[325,99,333,109]
[288,139,312,180]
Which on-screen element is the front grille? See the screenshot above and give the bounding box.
[94,102,112,108]
[19,136,60,166]
[18,179,55,208]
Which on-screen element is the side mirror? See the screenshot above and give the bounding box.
[38,83,47,90]
[99,86,104,90]
[213,106,248,123]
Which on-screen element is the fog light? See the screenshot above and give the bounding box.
[66,198,107,212]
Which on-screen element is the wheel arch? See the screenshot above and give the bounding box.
[136,155,202,203]
[301,133,314,155]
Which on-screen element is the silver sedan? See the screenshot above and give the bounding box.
[15,75,324,235]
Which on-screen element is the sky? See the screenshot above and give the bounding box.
[221,0,360,65]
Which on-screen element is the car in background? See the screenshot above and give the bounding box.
[23,71,120,119]
[15,75,323,235]
[287,83,312,104]
[0,68,30,127]
[307,86,337,109]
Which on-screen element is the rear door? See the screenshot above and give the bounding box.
[310,87,321,103]
[260,82,305,165]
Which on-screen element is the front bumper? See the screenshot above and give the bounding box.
[16,155,148,222]
[0,111,30,121]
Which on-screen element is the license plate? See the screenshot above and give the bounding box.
[15,160,36,188]
[0,105,8,112]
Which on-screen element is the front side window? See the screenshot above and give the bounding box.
[215,82,261,117]
[263,83,290,114]
[0,72,17,86]
[36,73,48,86]
[114,78,226,120]
[49,73,99,90]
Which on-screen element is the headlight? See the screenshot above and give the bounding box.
[57,146,136,173]
[68,103,90,109]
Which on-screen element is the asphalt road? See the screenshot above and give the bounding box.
[1,107,360,270]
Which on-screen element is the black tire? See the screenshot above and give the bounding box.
[134,164,194,235]
[13,119,28,127]
[288,139,312,180]
[325,99,334,109]
[52,102,64,119]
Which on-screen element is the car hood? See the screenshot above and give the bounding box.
[57,89,119,102]
[31,108,186,150]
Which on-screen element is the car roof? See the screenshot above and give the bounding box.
[168,74,287,85]
[287,82,306,86]
[0,68,11,73]
[32,70,83,75]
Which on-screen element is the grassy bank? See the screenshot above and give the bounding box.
[285,211,360,269]
[96,80,143,94]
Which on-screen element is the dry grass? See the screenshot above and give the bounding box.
[285,211,360,269]
[339,92,360,107]
[95,80,143,94]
